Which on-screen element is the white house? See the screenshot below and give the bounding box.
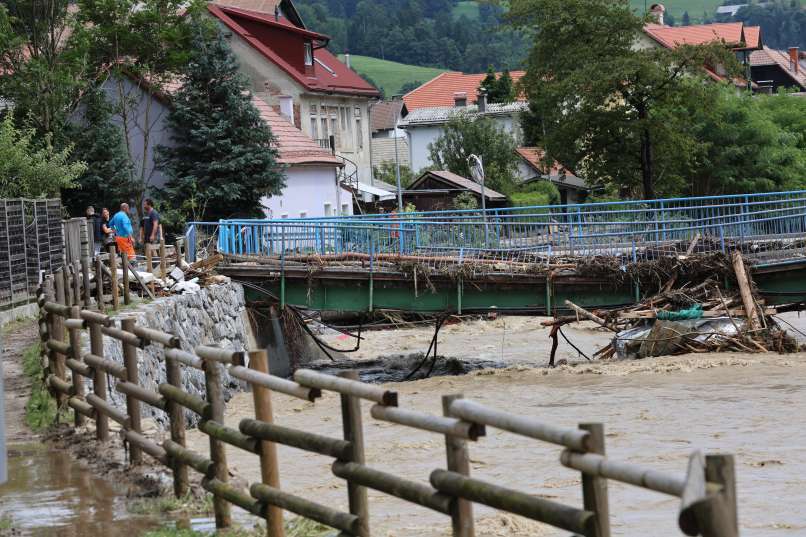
[252,98,353,218]
[207,1,381,184]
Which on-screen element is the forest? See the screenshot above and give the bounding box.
[294,0,529,72]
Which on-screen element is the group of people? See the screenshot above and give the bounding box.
[86,199,162,257]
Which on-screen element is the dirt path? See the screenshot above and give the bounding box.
[3,320,39,444]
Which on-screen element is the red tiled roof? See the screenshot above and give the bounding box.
[410,170,507,200]
[750,46,806,89]
[208,4,380,97]
[370,100,404,132]
[516,147,572,178]
[644,22,760,50]
[403,71,526,111]
[251,97,343,167]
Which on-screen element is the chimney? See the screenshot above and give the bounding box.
[274,5,279,21]
[649,3,665,25]
[279,95,293,123]
[454,91,467,107]
[345,52,351,69]
[790,47,800,74]
[477,89,487,113]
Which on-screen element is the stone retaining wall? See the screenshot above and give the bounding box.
[87,282,251,427]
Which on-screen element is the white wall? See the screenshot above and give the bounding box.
[260,166,354,218]
[406,115,519,172]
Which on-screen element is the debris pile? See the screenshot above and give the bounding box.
[546,251,800,364]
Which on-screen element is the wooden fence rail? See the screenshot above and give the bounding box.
[34,258,740,537]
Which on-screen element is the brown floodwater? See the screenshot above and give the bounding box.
[0,443,223,536]
[187,343,806,536]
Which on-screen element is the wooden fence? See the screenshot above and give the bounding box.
[36,255,739,537]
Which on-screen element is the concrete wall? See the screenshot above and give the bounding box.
[100,76,175,191]
[371,137,410,170]
[261,166,354,218]
[406,115,519,172]
[90,282,251,427]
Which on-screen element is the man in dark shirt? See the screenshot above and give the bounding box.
[141,198,161,245]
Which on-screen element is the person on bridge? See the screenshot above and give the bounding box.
[109,203,136,258]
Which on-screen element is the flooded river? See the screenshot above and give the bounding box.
[188,349,806,536]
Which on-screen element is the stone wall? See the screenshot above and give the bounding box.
[88,282,251,427]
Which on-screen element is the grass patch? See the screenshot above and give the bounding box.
[452,0,480,20]
[338,54,447,96]
[128,492,213,516]
[0,515,13,530]
[22,342,69,431]
[2,315,34,336]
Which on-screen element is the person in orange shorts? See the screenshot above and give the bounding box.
[108,202,136,257]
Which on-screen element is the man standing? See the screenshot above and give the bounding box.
[141,198,161,246]
[109,203,135,257]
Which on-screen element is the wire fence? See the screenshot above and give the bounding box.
[187,190,806,268]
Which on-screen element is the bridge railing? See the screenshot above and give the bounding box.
[186,190,806,264]
[37,269,740,537]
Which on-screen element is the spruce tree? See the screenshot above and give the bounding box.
[681,11,690,26]
[493,69,516,104]
[63,90,137,216]
[478,66,498,103]
[158,21,284,223]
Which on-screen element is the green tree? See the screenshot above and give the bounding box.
[509,180,560,207]
[373,161,416,187]
[157,21,285,224]
[452,191,479,210]
[681,11,690,26]
[479,66,498,100]
[685,87,806,195]
[0,1,90,137]
[62,90,137,216]
[428,114,520,194]
[0,115,85,198]
[492,69,516,104]
[512,0,738,199]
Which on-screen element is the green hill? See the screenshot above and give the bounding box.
[339,55,448,97]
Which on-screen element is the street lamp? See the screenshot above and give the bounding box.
[392,94,404,213]
[467,153,489,247]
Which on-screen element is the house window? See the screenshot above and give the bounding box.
[354,107,363,150]
[304,42,313,66]
[299,211,307,218]
[310,117,318,139]
[281,213,289,219]
[341,203,349,215]
[324,203,332,217]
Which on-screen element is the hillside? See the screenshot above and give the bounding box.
[339,55,447,97]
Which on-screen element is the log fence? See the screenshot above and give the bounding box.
[34,261,740,537]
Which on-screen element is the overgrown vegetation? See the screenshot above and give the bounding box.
[127,492,213,516]
[22,342,67,431]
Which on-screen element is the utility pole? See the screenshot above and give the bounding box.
[468,154,489,247]
[392,94,404,212]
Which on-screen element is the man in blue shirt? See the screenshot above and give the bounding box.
[109,203,135,257]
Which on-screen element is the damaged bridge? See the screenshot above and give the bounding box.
[188,190,806,313]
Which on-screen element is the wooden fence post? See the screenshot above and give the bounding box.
[95,256,104,310]
[121,251,131,305]
[41,276,55,377]
[72,261,81,308]
[705,455,738,537]
[52,268,68,408]
[165,353,189,497]
[204,359,232,528]
[62,264,73,307]
[339,370,369,537]
[146,244,154,276]
[579,423,611,537]
[81,257,92,308]
[109,246,120,310]
[68,305,85,427]
[443,394,474,537]
[249,350,285,537]
[121,317,142,464]
[159,237,167,280]
[89,319,109,442]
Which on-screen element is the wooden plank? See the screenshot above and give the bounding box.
[731,251,759,330]
[579,423,611,537]
[340,371,369,537]
[295,369,397,406]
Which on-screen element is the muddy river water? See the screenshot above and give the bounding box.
[187,318,806,537]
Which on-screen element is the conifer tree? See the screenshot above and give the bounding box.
[478,66,498,102]
[158,20,284,223]
[63,90,137,215]
[493,69,516,103]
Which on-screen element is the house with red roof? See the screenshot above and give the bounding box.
[205,2,381,188]
[637,3,761,86]
[750,46,806,92]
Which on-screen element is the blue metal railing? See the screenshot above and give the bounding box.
[185,190,806,266]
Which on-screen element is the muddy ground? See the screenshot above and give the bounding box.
[187,315,806,537]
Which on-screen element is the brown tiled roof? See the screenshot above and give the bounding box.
[750,46,806,89]
[370,100,404,132]
[403,71,526,111]
[251,98,343,167]
[644,22,760,50]
[516,147,587,190]
[409,170,506,200]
